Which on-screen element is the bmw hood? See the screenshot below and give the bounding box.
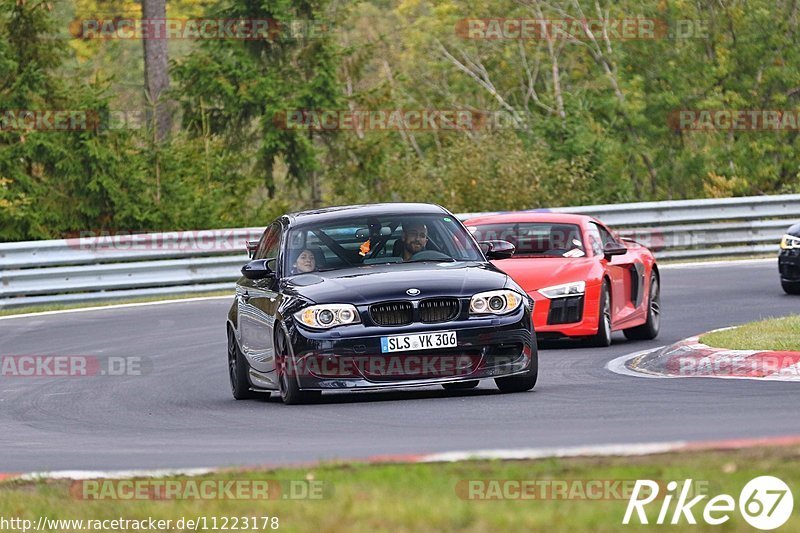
[282,262,509,305]
[788,223,800,237]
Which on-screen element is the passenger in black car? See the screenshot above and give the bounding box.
[291,248,318,274]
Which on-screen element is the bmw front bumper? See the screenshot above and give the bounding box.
[779,248,800,283]
[285,308,534,390]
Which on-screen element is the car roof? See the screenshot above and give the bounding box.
[285,203,450,226]
[463,211,594,226]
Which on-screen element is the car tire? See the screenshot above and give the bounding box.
[782,281,800,295]
[276,329,321,405]
[442,380,479,390]
[495,344,538,393]
[623,271,661,340]
[586,281,612,347]
[228,328,259,400]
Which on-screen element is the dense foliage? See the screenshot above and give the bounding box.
[1,0,799,240]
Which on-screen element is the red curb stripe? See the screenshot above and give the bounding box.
[682,435,800,451]
[364,454,428,464]
[655,335,800,379]
[5,435,800,482]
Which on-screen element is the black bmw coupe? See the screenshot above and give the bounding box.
[227,203,537,404]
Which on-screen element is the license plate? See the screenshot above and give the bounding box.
[380,331,458,353]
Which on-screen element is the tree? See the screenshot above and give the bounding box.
[173,0,343,209]
[142,0,172,143]
[0,0,157,240]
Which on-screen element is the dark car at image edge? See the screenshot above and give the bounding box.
[780,223,800,294]
[226,203,537,404]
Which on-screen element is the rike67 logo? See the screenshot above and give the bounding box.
[623,476,793,530]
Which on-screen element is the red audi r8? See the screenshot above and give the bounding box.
[464,212,660,346]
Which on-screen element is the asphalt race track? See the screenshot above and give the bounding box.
[1,260,798,473]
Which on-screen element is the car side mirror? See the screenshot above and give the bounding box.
[480,240,516,260]
[245,240,259,259]
[241,258,275,280]
[603,242,628,260]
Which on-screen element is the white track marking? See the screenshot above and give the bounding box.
[17,468,214,481]
[417,441,687,463]
[605,348,668,378]
[6,435,800,482]
[660,257,776,270]
[0,295,231,321]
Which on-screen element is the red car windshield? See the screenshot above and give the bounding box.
[467,222,585,258]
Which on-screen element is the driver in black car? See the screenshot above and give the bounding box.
[400,221,428,261]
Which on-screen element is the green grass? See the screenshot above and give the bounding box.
[701,315,800,352]
[0,290,231,317]
[2,446,800,532]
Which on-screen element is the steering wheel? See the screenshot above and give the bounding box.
[409,250,453,261]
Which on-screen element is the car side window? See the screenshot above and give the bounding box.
[256,223,281,261]
[585,225,604,256]
[591,222,618,248]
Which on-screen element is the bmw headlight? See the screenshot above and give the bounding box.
[294,304,361,329]
[538,281,586,299]
[469,289,522,315]
[781,234,800,250]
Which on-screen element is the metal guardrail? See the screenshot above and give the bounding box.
[1,195,797,309]
[0,228,265,269]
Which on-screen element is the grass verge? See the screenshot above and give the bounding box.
[701,315,800,352]
[1,446,799,532]
[0,291,231,317]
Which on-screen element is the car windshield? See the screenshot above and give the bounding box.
[285,213,485,274]
[467,222,585,258]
